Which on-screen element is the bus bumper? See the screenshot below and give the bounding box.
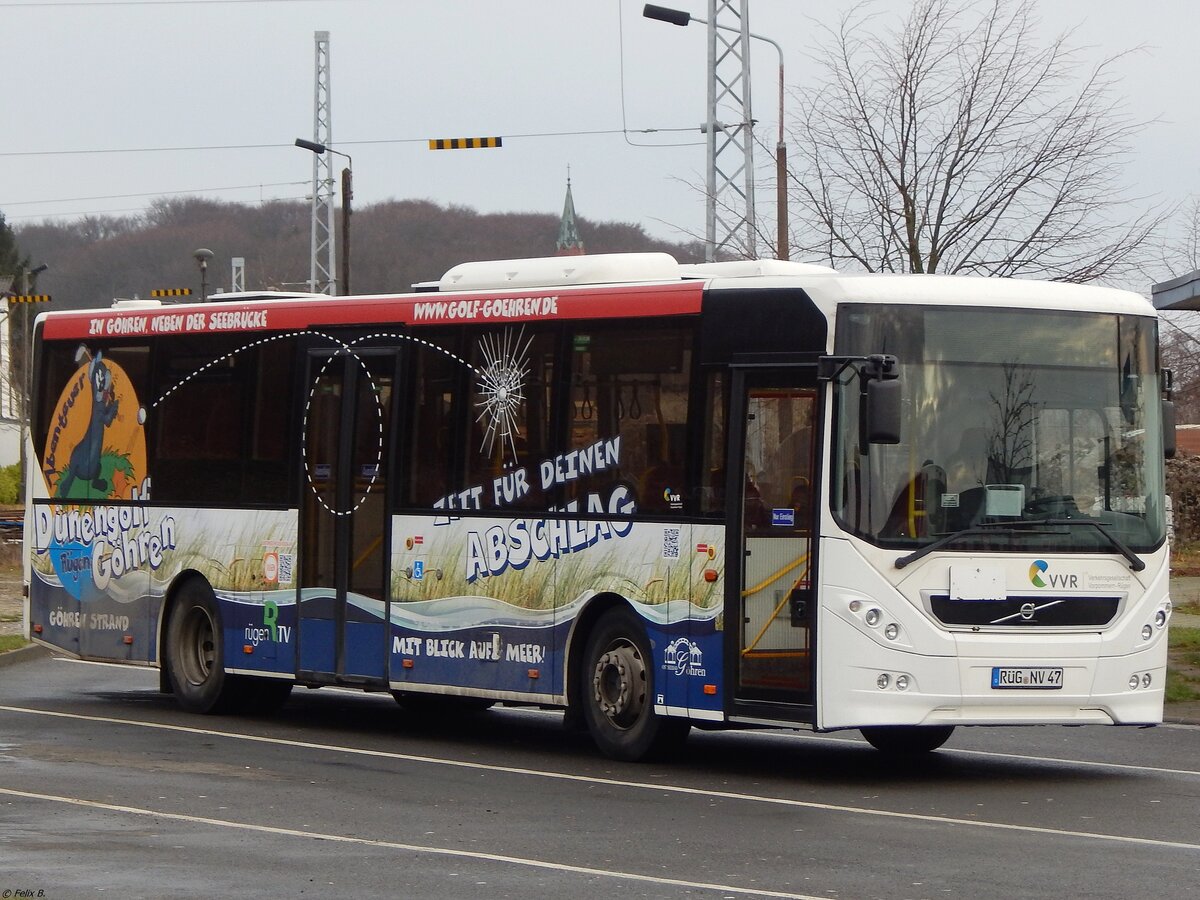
[817,614,1167,729]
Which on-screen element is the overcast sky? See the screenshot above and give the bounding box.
[3,0,1197,284]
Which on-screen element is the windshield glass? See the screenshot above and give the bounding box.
[831,304,1166,554]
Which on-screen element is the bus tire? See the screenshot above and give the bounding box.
[581,606,690,761]
[165,579,233,714]
[859,725,955,754]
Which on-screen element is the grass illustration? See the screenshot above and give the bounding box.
[53,450,135,501]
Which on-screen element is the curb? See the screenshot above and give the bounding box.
[1162,713,1200,726]
[0,642,51,669]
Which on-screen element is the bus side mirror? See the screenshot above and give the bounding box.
[867,377,902,444]
[1163,399,1177,459]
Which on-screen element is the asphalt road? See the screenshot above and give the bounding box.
[1,655,1199,900]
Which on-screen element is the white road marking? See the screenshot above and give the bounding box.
[730,727,1200,779]
[2,703,1199,853]
[0,784,823,900]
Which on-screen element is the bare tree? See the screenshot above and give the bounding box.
[788,0,1162,282]
[986,362,1036,483]
[1151,198,1200,423]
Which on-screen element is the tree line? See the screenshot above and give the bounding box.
[9,197,705,313]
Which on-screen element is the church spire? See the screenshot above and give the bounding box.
[556,169,585,256]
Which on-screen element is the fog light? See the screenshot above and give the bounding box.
[895,674,910,691]
[1142,673,1152,688]
[1155,609,1168,628]
[884,623,899,641]
[1142,625,1153,641]
[877,673,890,689]
[849,600,862,613]
[865,608,882,626]
[1129,674,1140,690]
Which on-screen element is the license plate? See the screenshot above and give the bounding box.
[991,666,1063,689]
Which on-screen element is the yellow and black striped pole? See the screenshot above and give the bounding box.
[7,294,50,303]
[150,288,193,298]
[428,137,503,150]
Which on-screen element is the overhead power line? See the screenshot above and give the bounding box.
[0,126,699,159]
[0,1,353,7]
[4,181,307,207]
[6,193,309,221]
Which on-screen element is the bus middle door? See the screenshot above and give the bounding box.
[298,346,398,685]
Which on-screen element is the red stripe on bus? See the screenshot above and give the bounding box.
[41,282,705,341]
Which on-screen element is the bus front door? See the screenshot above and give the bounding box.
[298,349,398,684]
[730,371,817,713]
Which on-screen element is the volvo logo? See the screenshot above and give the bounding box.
[991,599,1065,625]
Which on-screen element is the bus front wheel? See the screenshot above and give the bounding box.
[581,607,689,761]
[166,580,233,714]
[859,725,955,754]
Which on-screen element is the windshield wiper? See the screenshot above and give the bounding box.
[893,518,1144,571]
[895,526,1013,569]
[1026,518,1145,572]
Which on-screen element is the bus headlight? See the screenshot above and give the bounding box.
[895,674,910,691]
[1142,673,1152,688]
[1141,625,1153,641]
[877,673,890,690]
[865,608,882,627]
[1155,609,1168,629]
[884,623,899,641]
[1129,674,1140,690]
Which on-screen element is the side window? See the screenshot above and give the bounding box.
[744,388,817,533]
[155,343,245,463]
[405,331,461,506]
[150,333,295,506]
[464,325,558,510]
[251,340,291,468]
[699,370,727,516]
[400,320,698,517]
[567,324,693,515]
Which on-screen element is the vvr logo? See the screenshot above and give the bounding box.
[1029,560,1078,589]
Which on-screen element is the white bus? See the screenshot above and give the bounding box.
[26,253,1173,759]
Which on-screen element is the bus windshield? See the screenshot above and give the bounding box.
[832,304,1166,554]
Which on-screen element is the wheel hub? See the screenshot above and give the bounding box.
[592,642,646,728]
[180,607,216,686]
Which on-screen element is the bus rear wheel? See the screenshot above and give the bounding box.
[859,725,955,755]
[581,607,689,762]
[166,580,234,714]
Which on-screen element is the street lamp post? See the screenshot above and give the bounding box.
[643,3,789,260]
[15,263,47,491]
[193,248,214,302]
[295,138,353,295]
